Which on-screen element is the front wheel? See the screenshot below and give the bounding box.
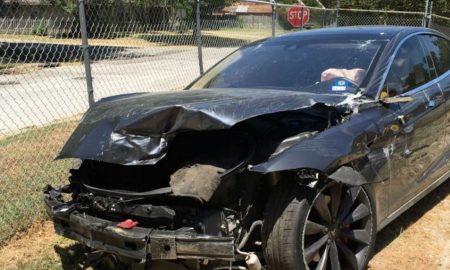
[262,181,376,270]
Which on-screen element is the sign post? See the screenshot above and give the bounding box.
[288,5,310,28]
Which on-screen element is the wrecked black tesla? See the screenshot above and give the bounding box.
[44,27,450,270]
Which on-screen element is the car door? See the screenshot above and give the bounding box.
[383,35,446,213]
[421,34,450,175]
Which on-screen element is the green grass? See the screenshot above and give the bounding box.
[0,62,12,70]
[17,254,62,270]
[0,59,15,74]
[0,121,78,245]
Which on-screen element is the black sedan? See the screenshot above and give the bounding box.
[44,26,450,270]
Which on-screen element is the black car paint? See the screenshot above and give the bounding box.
[388,81,445,212]
[46,27,450,265]
[57,88,350,166]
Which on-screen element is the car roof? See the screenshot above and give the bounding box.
[274,26,434,41]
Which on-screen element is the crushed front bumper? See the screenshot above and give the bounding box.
[44,186,235,261]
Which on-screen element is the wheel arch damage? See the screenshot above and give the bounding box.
[249,105,389,187]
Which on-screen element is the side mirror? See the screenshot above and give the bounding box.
[381,96,414,104]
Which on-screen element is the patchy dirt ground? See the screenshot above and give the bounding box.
[0,180,449,270]
[0,221,82,270]
[369,179,450,270]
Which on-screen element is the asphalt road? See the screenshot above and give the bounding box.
[0,45,236,134]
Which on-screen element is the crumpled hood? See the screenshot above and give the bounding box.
[58,88,350,165]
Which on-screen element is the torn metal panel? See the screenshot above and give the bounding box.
[249,106,384,174]
[328,166,370,186]
[44,185,236,261]
[57,88,350,165]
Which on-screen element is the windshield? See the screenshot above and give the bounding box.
[189,39,385,94]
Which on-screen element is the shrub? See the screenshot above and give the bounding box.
[276,8,294,30]
[32,24,48,36]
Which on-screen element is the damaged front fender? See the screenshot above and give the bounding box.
[250,106,382,175]
[328,166,371,186]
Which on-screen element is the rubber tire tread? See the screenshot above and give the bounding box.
[262,181,312,270]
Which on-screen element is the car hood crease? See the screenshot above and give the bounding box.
[57,88,351,165]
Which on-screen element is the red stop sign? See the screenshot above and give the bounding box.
[288,5,310,28]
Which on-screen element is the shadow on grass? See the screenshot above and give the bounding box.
[137,34,248,48]
[0,33,248,75]
[54,243,121,270]
[0,42,128,64]
[53,244,85,270]
[373,179,450,255]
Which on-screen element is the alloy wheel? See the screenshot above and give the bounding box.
[303,182,374,270]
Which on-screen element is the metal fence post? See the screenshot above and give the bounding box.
[423,0,430,27]
[78,0,94,107]
[321,9,326,28]
[335,0,340,26]
[428,1,434,27]
[300,7,304,31]
[195,0,204,75]
[271,0,276,37]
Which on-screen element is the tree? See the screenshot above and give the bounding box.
[43,0,78,14]
[319,0,448,16]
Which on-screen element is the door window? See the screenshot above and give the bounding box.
[421,35,450,77]
[383,36,434,97]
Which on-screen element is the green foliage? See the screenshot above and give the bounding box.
[42,0,78,14]
[320,0,448,15]
[237,16,245,28]
[32,24,48,36]
[276,7,294,30]
[300,0,321,7]
[276,0,300,4]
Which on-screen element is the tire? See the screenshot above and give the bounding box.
[262,180,376,270]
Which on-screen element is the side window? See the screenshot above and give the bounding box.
[383,36,433,97]
[422,35,450,76]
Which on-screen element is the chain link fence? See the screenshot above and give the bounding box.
[337,8,425,27]
[0,0,449,246]
[431,14,450,37]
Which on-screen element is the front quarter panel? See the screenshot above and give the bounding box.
[250,106,391,178]
[250,104,401,224]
